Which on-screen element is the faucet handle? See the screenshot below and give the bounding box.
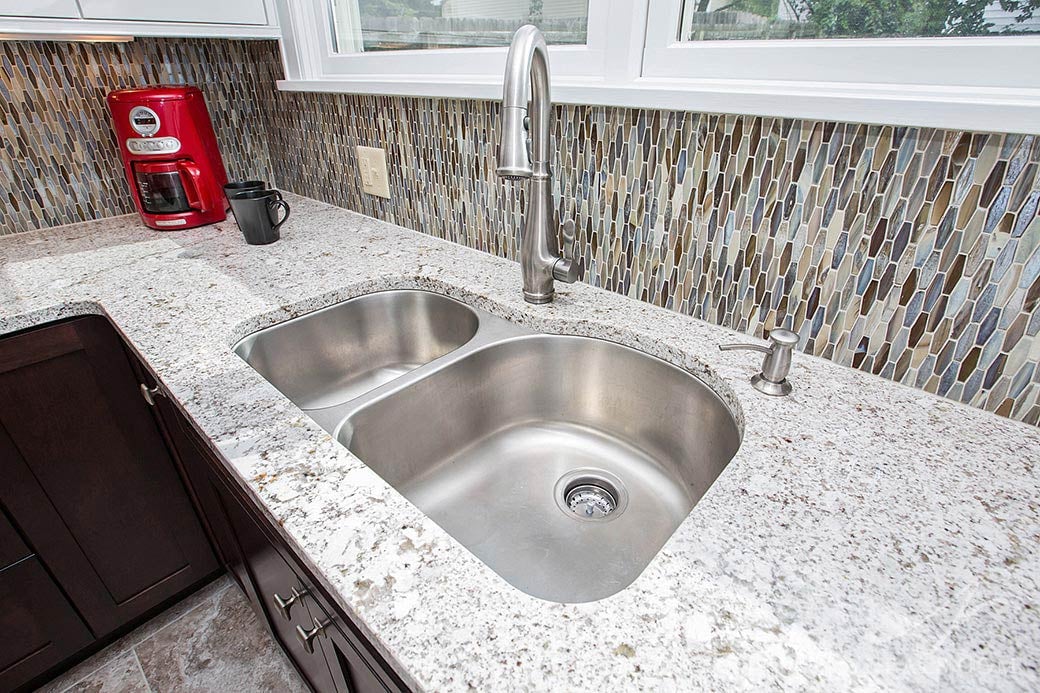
[719,328,799,396]
[552,220,583,284]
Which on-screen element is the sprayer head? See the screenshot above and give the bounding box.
[496,106,532,180]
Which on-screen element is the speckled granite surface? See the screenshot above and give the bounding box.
[2,195,1038,692]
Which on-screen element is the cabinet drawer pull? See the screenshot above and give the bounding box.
[139,383,162,406]
[295,617,330,654]
[272,586,308,620]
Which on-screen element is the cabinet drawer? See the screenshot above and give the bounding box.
[0,557,94,692]
[0,0,80,18]
[0,509,30,569]
[77,0,267,25]
[151,388,408,692]
[306,595,391,693]
[214,480,341,692]
[211,470,402,692]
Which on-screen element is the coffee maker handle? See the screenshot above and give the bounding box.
[176,161,212,213]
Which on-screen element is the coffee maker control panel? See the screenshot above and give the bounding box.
[126,137,182,155]
[129,106,161,135]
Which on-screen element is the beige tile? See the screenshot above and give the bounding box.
[61,651,150,693]
[36,577,234,693]
[134,582,306,693]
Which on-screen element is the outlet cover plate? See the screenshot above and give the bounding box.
[355,146,390,198]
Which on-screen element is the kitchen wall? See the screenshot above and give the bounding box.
[0,38,276,235]
[262,91,1040,426]
[2,38,1038,426]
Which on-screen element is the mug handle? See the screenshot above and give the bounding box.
[267,199,291,230]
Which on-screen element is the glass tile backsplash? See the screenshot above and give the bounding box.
[1,38,1038,425]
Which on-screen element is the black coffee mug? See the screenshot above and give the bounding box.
[223,181,269,211]
[224,180,268,196]
[229,190,290,245]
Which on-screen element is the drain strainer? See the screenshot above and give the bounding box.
[554,469,628,522]
[566,483,617,518]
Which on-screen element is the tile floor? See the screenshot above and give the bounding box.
[35,575,308,693]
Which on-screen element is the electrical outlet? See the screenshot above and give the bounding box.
[356,146,390,198]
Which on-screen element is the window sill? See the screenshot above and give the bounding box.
[276,75,1040,134]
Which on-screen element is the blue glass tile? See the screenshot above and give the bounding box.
[973,285,997,322]
[964,369,984,401]
[984,353,1007,389]
[976,307,1001,345]
[916,355,936,388]
[1012,191,1039,239]
[857,258,875,294]
[1011,363,1036,399]
[924,276,944,312]
[984,186,1011,233]
[1021,245,1040,289]
[993,241,1018,282]
[904,290,925,326]
[939,364,958,395]
[955,325,979,360]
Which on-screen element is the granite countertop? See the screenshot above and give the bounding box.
[1,195,1038,692]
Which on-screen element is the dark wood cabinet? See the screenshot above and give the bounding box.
[0,557,94,692]
[0,509,30,569]
[0,315,406,692]
[155,395,404,693]
[313,602,393,693]
[216,482,344,692]
[0,317,220,691]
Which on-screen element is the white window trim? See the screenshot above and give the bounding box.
[274,0,1040,134]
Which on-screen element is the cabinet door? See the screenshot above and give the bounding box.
[0,317,219,637]
[77,0,267,25]
[312,604,390,693]
[0,0,80,18]
[214,479,341,692]
[147,369,407,693]
[0,508,30,569]
[0,557,93,692]
[153,396,256,600]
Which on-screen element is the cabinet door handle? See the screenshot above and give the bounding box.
[295,617,330,654]
[272,586,308,620]
[139,383,162,406]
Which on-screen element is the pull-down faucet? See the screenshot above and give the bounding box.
[497,25,581,304]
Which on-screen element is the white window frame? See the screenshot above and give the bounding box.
[275,0,1040,134]
[277,0,646,98]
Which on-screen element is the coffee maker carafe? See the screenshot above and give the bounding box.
[107,86,228,230]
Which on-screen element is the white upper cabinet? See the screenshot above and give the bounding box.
[0,0,79,18]
[0,0,277,37]
[77,0,267,26]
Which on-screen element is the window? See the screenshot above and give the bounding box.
[275,0,1040,133]
[678,0,1040,41]
[329,0,589,53]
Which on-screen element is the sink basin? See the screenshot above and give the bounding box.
[236,290,740,603]
[234,290,479,410]
[338,334,741,603]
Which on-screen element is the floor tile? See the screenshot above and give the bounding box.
[62,651,149,693]
[36,577,233,693]
[134,580,307,692]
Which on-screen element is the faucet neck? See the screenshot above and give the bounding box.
[501,25,551,171]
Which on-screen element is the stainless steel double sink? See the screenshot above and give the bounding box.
[235,290,741,603]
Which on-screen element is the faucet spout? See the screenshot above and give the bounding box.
[496,25,582,304]
[497,25,550,179]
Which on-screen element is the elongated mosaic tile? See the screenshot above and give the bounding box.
[0,38,278,235]
[260,93,1040,426]
[1,37,1037,425]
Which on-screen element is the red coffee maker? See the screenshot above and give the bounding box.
[107,86,228,230]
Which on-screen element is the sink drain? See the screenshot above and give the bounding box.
[566,483,617,518]
[555,469,628,522]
